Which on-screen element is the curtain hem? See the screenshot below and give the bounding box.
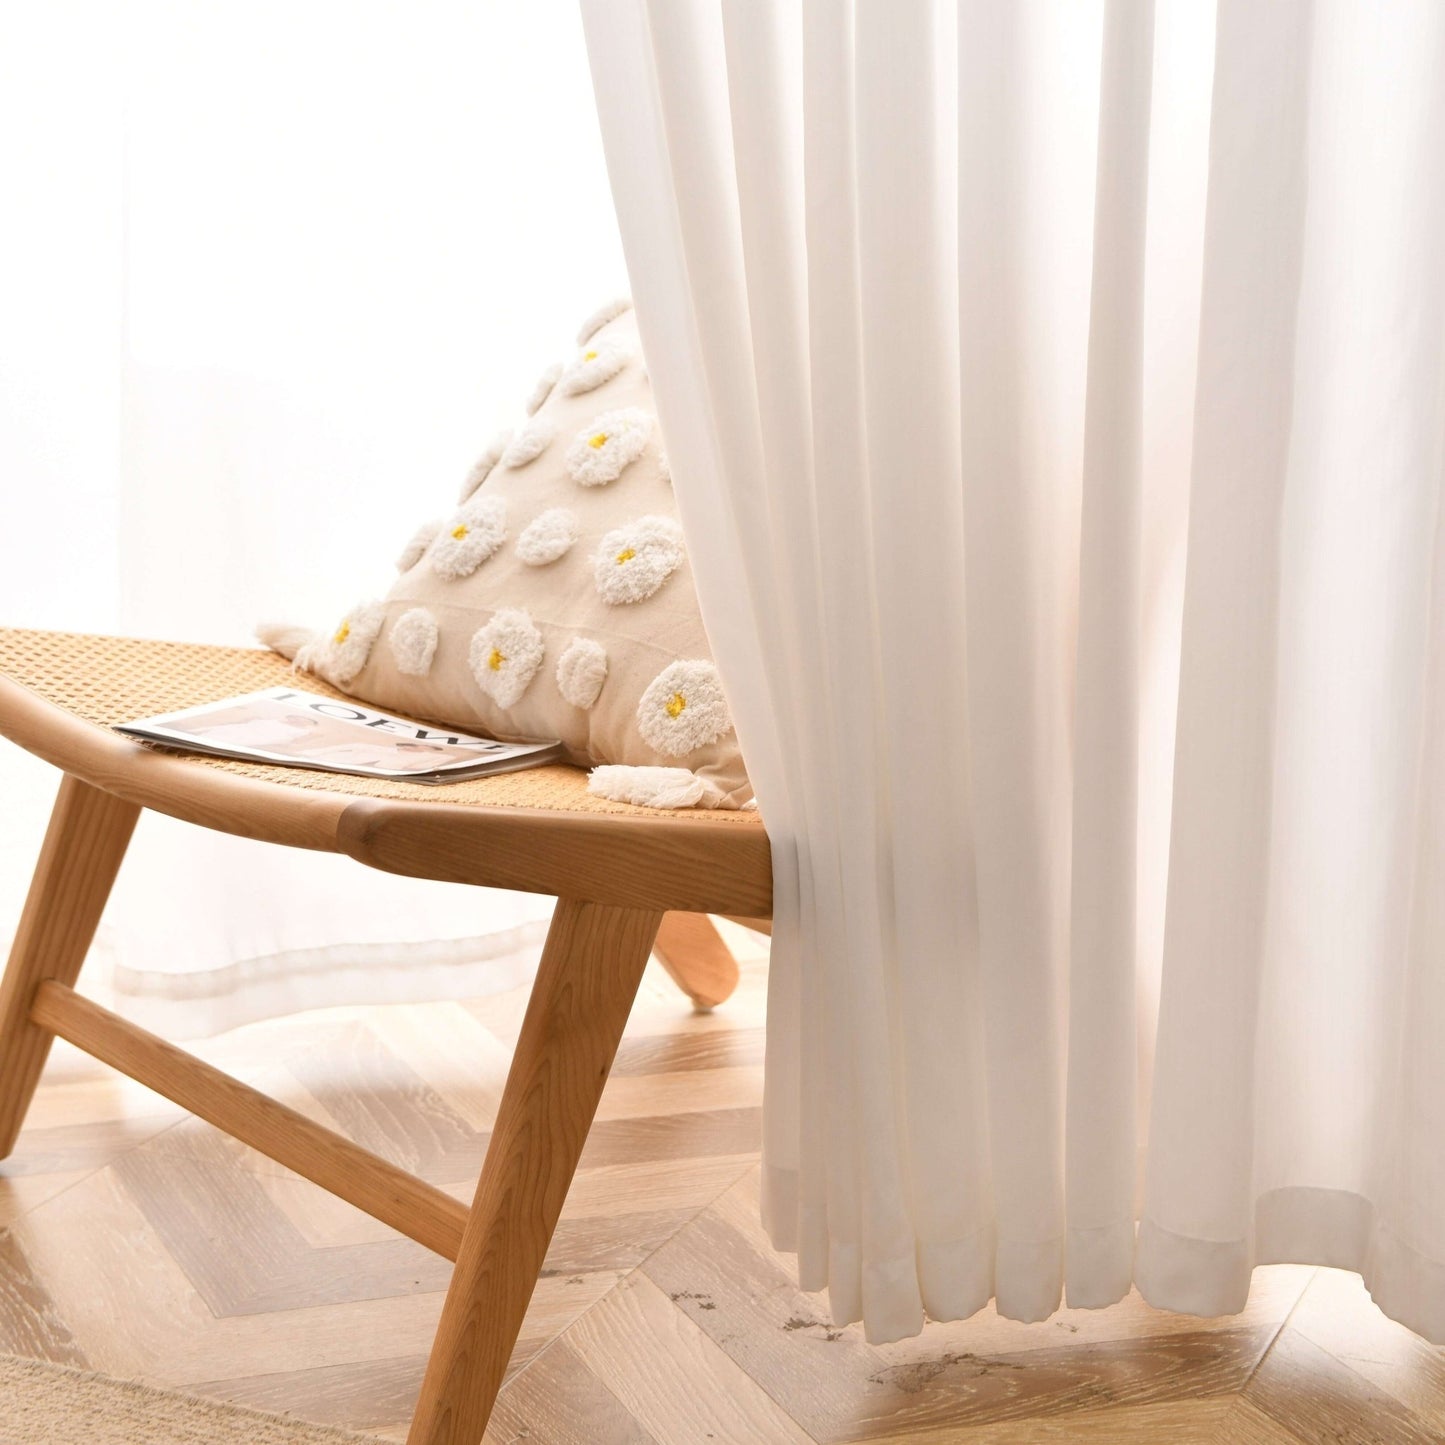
[1138,1187,1445,1346]
[764,1163,1133,1340]
[94,920,551,1040]
[768,1163,1445,1346]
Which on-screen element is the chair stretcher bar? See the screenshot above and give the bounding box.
[28,980,467,1260]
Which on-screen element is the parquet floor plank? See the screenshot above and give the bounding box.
[1217,1397,1313,1444]
[5,1162,217,1379]
[610,1025,766,1079]
[0,1114,177,1177]
[1244,1324,1442,1445]
[193,1353,432,1437]
[1283,1264,1445,1435]
[589,1064,765,1124]
[283,1021,482,1170]
[485,1339,661,1445]
[352,1001,512,1131]
[566,1273,815,1444]
[0,1230,88,1367]
[0,1168,90,1229]
[865,1396,1239,1443]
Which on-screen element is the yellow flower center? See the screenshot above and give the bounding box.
[487,648,505,672]
[451,523,469,540]
[665,692,686,719]
[333,622,350,645]
[615,547,635,564]
[588,431,609,449]
[583,349,598,361]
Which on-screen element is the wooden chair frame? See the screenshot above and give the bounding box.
[0,649,771,1443]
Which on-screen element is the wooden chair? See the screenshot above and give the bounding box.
[0,629,772,1443]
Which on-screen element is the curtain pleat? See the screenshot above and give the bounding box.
[584,0,1445,1346]
[794,0,887,1301]
[1065,0,1155,1310]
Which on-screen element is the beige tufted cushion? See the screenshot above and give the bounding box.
[263,303,750,809]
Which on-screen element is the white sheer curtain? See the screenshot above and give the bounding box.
[0,1,631,1035]
[583,0,1445,1346]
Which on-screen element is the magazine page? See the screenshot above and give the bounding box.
[115,688,562,782]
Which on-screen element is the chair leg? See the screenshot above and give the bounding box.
[0,774,140,1157]
[407,897,661,1445]
[652,911,740,1011]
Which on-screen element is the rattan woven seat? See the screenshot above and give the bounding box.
[0,627,771,1443]
[0,629,768,912]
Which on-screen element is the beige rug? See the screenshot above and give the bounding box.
[0,1355,377,1444]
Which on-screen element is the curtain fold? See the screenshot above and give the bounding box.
[584,0,1445,1345]
[1064,0,1154,1310]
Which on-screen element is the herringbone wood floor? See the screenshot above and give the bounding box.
[0,919,1442,1443]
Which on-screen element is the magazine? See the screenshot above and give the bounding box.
[116,688,563,784]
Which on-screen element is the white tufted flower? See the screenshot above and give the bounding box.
[555,637,608,709]
[565,408,652,487]
[389,607,439,676]
[468,609,544,709]
[592,515,685,605]
[515,507,581,567]
[559,338,632,396]
[500,416,557,469]
[525,361,562,415]
[301,600,385,685]
[575,297,632,347]
[458,430,512,503]
[657,450,671,484]
[430,495,507,580]
[396,519,442,573]
[636,660,733,757]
